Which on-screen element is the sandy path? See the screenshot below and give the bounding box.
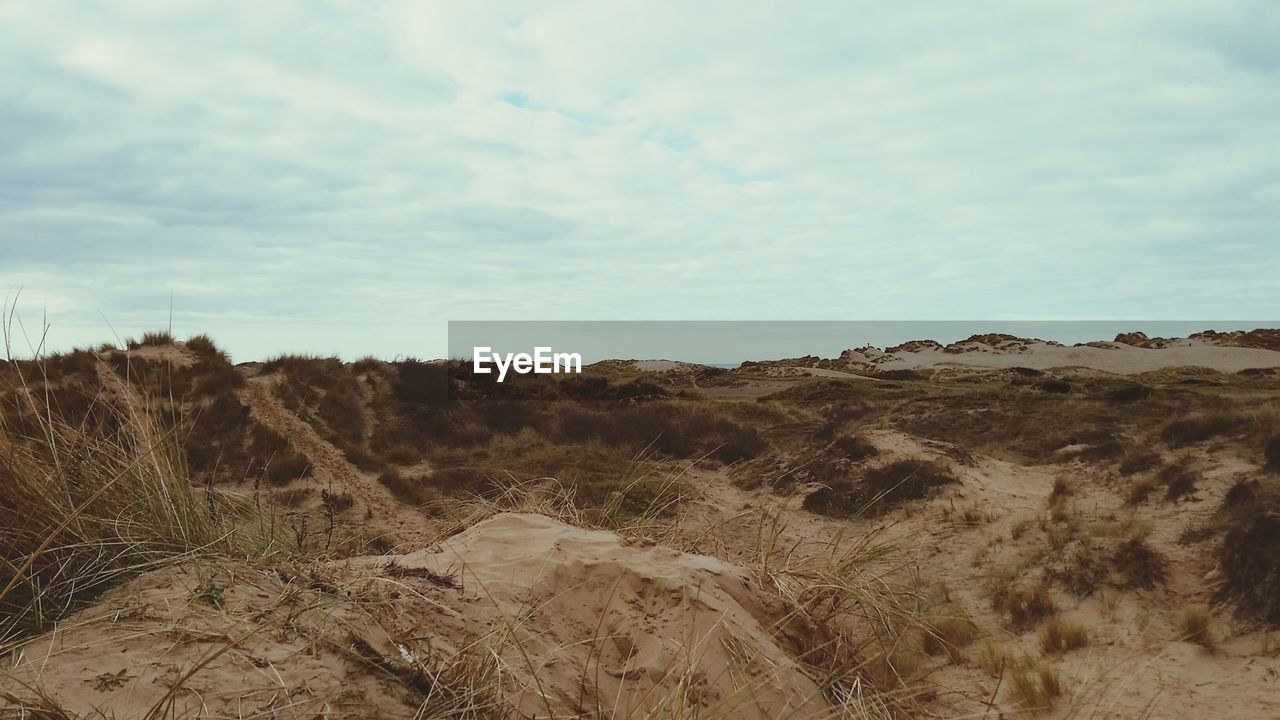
[690,431,1280,719]
[241,375,434,541]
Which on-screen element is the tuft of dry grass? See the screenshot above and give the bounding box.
[994,583,1056,630]
[1175,606,1215,651]
[1038,614,1089,654]
[0,367,280,644]
[1126,476,1157,506]
[921,613,980,662]
[1048,476,1073,504]
[1008,663,1065,712]
[126,330,175,349]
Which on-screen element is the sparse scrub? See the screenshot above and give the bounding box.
[126,330,175,348]
[0,371,276,641]
[1038,614,1089,654]
[803,459,957,517]
[1126,475,1157,505]
[1176,606,1215,650]
[976,639,1006,677]
[377,468,444,508]
[1106,383,1153,404]
[1112,536,1167,589]
[1216,509,1280,624]
[1035,379,1071,394]
[1008,664,1064,712]
[556,402,765,463]
[1161,413,1244,447]
[1266,434,1280,472]
[1049,476,1072,503]
[1159,461,1198,501]
[1118,448,1161,475]
[921,614,979,662]
[994,582,1056,630]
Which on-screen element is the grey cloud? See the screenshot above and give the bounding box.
[0,1,1276,359]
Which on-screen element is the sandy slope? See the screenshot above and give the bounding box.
[2,514,833,719]
[878,339,1280,374]
[242,375,435,545]
[685,431,1280,718]
[350,513,831,719]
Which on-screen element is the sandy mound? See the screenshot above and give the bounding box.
[362,513,828,718]
[868,336,1280,375]
[632,359,706,373]
[2,514,830,719]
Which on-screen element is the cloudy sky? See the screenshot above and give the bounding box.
[1,1,1277,360]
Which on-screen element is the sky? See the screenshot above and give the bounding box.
[1,1,1277,361]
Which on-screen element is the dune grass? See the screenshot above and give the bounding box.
[0,351,280,644]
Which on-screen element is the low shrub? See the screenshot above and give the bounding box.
[1112,537,1167,589]
[126,330,174,349]
[377,468,444,507]
[1106,383,1153,403]
[1118,449,1161,476]
[1216,511,1280,624]
[802,459,956,517]
[1161,413,1244,447]
[1266,434,1280,472]
[993,583,1056,630]
[1159,462,1198,502]
[1038,615,1089,654]
[1035,379,1071,394]
[1176,606,1215,650]
[1008,665,1064,711]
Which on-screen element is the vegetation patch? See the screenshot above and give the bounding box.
[802,459,956,517]
[1161,413,1244,447]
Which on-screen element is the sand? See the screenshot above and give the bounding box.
[2,514,831,719]
[878,338,1280,375]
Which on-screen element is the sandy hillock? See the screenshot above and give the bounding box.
[3,514,830,719]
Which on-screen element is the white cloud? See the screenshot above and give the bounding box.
[0,0,1276,359]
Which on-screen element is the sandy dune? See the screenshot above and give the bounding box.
[876,339,1280,374]
[4,514,831,719]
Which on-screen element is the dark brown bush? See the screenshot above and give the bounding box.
[1035,379,1071,394]
[377,468,444,507]
[803,459,956,517]
[390,358,450,408]
[431,467,499,495]
[1079,441,1125,461]
[1265,435,1280,472]
[875,369,925,382]
[1161,413,1244,447]
[993,583,1056,630]
[1216,512,1280,624]
[831,435,879,462]
[555,402,764,463]
[816,403,870,439]
[185,334,229,362]
[1118,449,1161,476]
[1107,384,1153,403]
[246,424,311,485]
[264,450,311,486]
[1008,366,1044,377]
[127,330,174,349]
[1159,462,1198,501]
[338,441,387,473]
[1113,537,1167,589]
[559,374,611,400]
